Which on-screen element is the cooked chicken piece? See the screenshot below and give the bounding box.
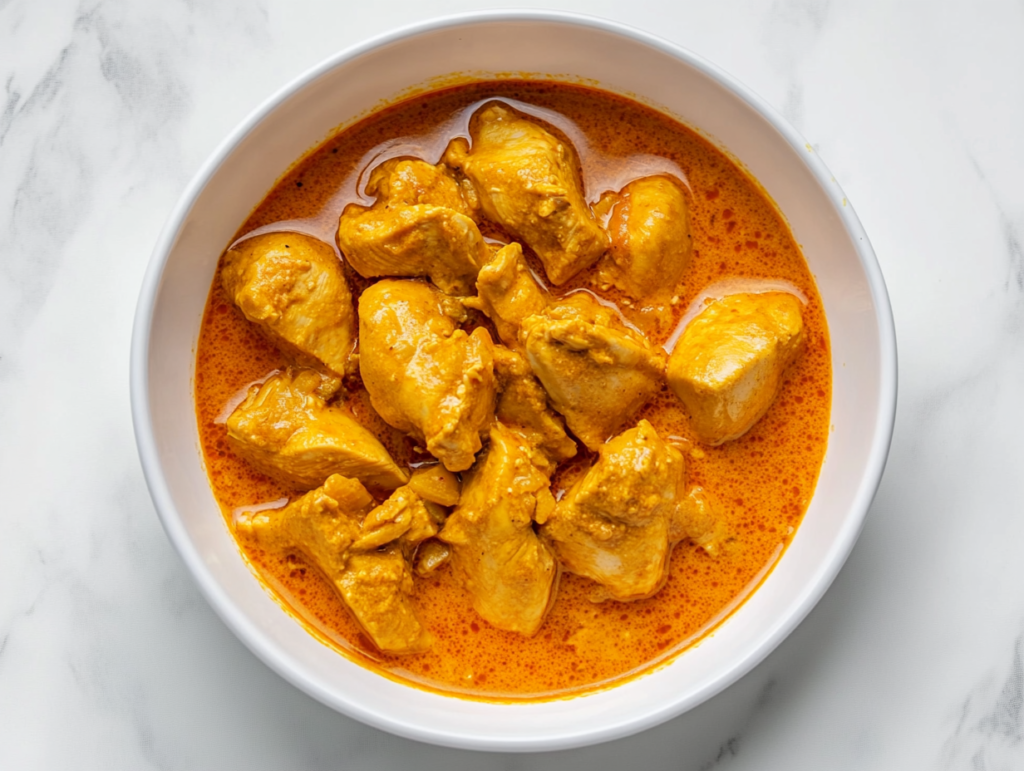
[414,539,451,578]
[463,242,549,352]
[672,486,725,557]
[226,368,408,491]
[358,280,496,472]
[445,104,609,285]
[492,346,576,475]
[439,423,559,635]
[235,474,371,557]
[365,157,473,214]
[541,420,685,601]
[520,293,665,450]
[235,474,431,654]
[407,465,461,507]
[667,292,805,445]
[605,176,692,299]
[222,232,356,377]
[353,484,440,551]
[337,159,487,294]
[337,546,429,654]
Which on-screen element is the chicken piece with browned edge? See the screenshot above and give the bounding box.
[226,368,408,491]
[541,420,685,601]
[358,280,496,472]
[221,232,356,377]
[337,158,487,294]
[445,104,609,285]
[235,475,434,654]
[439,423,559,635]
[520,292,664,450]
[667,292,805,445]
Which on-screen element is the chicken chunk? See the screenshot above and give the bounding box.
[520,293,665,450]
[414,539,451,578]
[358,280,496,472]
[225,368,408,491]
[445,104,609,285]
[364,157,473,214]
[541,420,685,601]
[492,346,576,475]
[337,158,487,294]
[235,474,371,558]
[605,175,692,299]
[353,484,440,551]
[439,423,559,635]
[336,547,429,654]
[667,292,805,445]
[221,232,356,377]
[463,241,549,352]
[407,465,461,507]
[672,486,726,557]
[235,474,432,654]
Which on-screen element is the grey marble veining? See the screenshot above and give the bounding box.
[2,0,1023,768]
[941,635,1024,769]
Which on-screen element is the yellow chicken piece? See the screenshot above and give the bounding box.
[235,475,433,654]
[407,465,461,507]
[463,241,549,352]
[439,423,559,635]
[672,486,726,557]
[353,485,440,551]
[445,104,609,285]
[414,540,451,578]
[335,547,429,654]
[235,474,371,566]
[337,158,487,294]
[492,346,576,475]
[520,293,665,450]
[606,175,692,299]
[226,368,408,491]
[667,292,805,445]
[364,157,473,213]
[542,420,685,601]
[221,232,356,377]
[358,279,496,472]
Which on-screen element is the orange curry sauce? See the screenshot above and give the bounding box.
[194,81,831,700]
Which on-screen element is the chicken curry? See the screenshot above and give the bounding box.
[195,81,831,700]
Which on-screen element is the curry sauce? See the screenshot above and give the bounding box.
[194,81,831,700]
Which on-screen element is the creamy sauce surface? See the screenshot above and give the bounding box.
[194,81,832,700]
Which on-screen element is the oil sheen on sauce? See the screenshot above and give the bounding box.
[194,81,832,701]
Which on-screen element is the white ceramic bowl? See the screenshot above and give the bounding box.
[131,10,896,752]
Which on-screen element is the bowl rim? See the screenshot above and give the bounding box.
[130,8,897,752]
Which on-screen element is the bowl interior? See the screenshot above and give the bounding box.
[133,13,894,752]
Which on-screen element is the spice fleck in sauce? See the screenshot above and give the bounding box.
[195,81,831,700]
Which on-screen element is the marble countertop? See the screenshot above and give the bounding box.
[2,0,1022,768]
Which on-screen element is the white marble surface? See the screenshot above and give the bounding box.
[2,0,1022,767]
